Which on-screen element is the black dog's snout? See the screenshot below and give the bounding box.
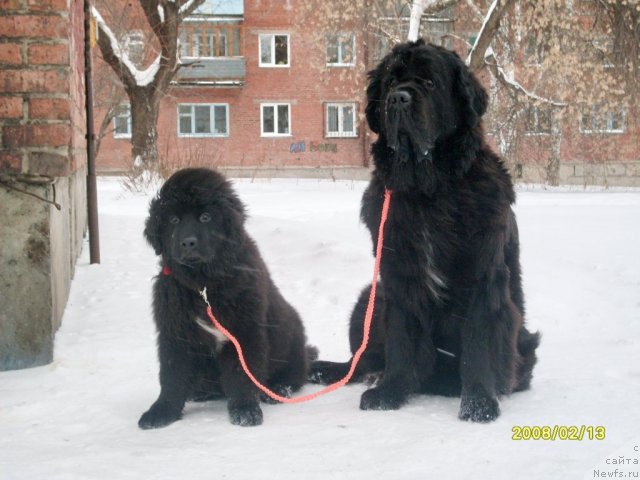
[388,90,412,109]
[180,236,198,251]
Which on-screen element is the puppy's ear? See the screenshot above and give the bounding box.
[217,189,247,245]
[144,197,163,255]
[365,66,384,134]
[455,60,488,128]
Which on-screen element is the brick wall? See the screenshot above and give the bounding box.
[95,0,373,174]
[0,0,88,370]
[0,0,86,176]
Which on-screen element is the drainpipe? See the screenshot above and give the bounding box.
[84,0,100,264]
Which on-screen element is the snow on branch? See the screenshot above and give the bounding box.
[92,6,161,88]
[179,0,197,15]
[466,0,503,70]
[407,0,457,42]
[485,48,568,107]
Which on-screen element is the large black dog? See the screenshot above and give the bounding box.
[311,41,540,422]
[140,168,313,428]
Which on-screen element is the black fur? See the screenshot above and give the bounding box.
[310,41,540,422]
[139,167,313,428]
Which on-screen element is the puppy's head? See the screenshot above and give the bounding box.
[144,168,246,267]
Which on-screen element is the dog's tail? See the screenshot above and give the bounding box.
[305,345,319,363]
[514,326,541,392]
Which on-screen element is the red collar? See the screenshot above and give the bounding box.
[162,265,171,276]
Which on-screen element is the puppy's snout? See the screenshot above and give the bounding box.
[180,236,198,251]
[388,90,412,110]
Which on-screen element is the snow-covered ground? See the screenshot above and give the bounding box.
[2,178,639,480]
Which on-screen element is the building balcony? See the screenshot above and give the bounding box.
[176,57,246,86]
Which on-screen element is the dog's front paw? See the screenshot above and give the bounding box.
[229,402,263,426]
[138,401,182,429]
[459,394,500,423]
[360,386,407,411]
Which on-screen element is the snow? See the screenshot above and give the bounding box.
[2,178,640,479]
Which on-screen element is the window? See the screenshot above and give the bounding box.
[261,103,290,136]
[524,106,552,135]
[580,106,626,134]
[326,33,355,66]
[325,103,357,138]
[113,104,131,138]
[179,25,242,58]
[123,31,144,67]
[178,104,229,137]
[259,34,289,67]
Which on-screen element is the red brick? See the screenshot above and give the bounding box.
[0,15,68,39]
[0,43,23,65]
[27,0,70,12]
[0,0,23,11]
[3,124,71,148]
[28,43,69,65]
[0,69,69,94]
[29,97,70,120]
[0,151,22,173]
[0,96,23,118]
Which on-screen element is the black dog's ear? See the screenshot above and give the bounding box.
[365,65,384,134]
[144,197,163,255]
[455,59,488,128]
[216,188,247,245]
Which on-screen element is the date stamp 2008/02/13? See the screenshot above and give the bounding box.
[512,425,606,441]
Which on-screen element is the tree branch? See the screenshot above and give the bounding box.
[178,0,206,21]
[423,0,457,16]
[408,0,458,41]
[140,0,164,40]
[485,49,567,108]
[92,7,137,90]
[466,0,515,72]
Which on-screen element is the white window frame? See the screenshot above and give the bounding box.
[326,33,356,67]
[260,103,291,137]
[113,104,132,139]
[325,102,358,138]
[177,103,230,138]
[259,33,290,68]
[580,106,626,134]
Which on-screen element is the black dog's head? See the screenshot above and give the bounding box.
[144,168,246,268]
[366,40,488,182]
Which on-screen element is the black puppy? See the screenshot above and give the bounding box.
[311,41,540,422]
[140,167,313,428]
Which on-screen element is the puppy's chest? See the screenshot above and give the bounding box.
[194,315,229,352]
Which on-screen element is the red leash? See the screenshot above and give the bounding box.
[199,188,392,404]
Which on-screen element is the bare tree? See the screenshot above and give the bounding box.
[92,0,206,174]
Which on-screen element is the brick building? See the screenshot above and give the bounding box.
[0,0,87,369]
[95,0,639,185]
[96,0,372,179]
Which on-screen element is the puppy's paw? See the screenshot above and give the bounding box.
[360,386,406,411]
[229,403,263,426]
[138,402,182,429]
[458,394,500,423]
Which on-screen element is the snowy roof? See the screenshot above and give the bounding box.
[193,0,243,15]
